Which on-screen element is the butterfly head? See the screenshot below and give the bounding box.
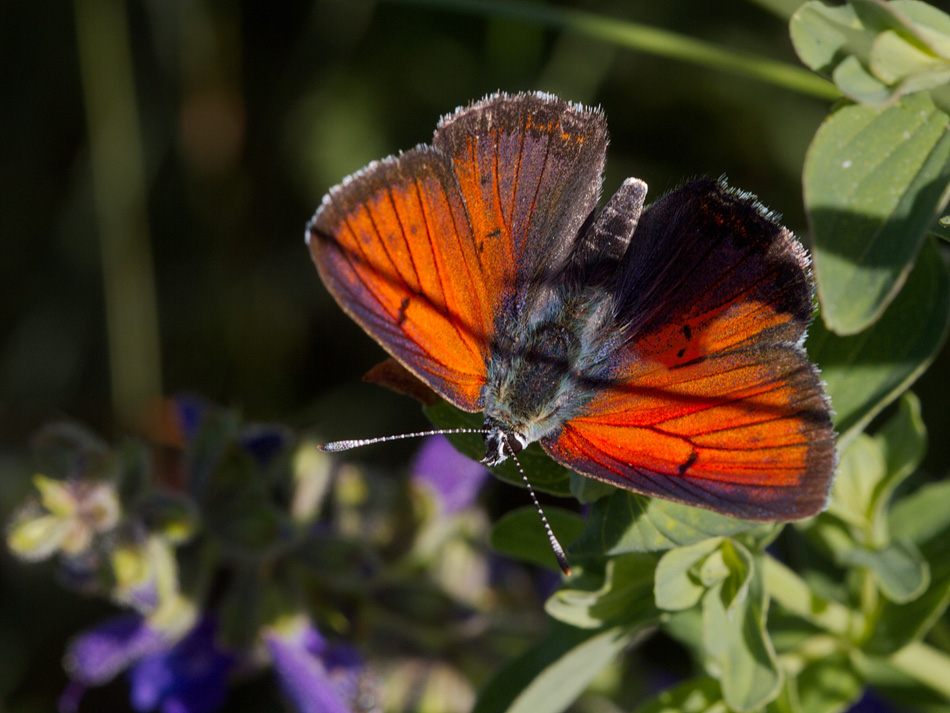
[481,418,529,468]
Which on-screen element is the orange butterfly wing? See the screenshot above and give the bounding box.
[542,180,835,520]
[308,93,607,411]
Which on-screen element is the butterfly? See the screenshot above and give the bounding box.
[307,91,835,534]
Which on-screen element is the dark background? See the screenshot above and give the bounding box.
[1,0,946,710]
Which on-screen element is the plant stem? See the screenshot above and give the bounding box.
[886,641,950,699]
[387,0,840,100]
[74,0,162,424]
[763,555,858,638]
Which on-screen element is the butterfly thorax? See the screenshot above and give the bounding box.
[480,286,616,466]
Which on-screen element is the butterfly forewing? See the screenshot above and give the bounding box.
[309,92,609,412]
[309,151,490,410]
[433,93,608,304]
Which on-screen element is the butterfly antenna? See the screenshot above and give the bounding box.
[509,447,572,576]
[317,428,487,453]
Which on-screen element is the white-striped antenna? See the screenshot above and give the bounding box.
[317,427,488,452]
[317,428,572,575]
[506,446,571,576]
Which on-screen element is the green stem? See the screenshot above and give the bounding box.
[766,555,950,699]
[387,0,840,100]
[742,0,804,21]
[886,641,950,699]
[763,555,859,638]
[74,0,162,424]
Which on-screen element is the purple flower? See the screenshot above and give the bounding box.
[129,618,234,713]
[411,436,490,515]
[63,614,168,687]
[265,622,364,713]
[60,615,234,713]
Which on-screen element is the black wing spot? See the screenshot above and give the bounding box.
[486,228,502,239]
[670,355,707,370]
[676,347,686,358]
[682,323,692,341]
[677,451,699,476]
[396,297,410,326]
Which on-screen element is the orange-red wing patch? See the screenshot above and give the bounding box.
[309,94,609,411]
[543,347,834,520]
[616,179,815,362]
[540,179,834,520]
[433,94,607,312]
[310,151,490,410]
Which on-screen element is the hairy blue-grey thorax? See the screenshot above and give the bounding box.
[479,282,621,463]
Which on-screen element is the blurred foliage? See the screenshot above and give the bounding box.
[3,0,950,712]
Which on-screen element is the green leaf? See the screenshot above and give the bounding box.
[884,1,950,61]
[655,537,754,617]
[471,622,645,713]
[930,210,950,241]
[546,553,659,629]
[807,238,950,448]
[789,652,863,713]
[817,392,927,557]
[891,478,950,546]
[569,472,615,504]
[871,30,950,91]
[717,539,755,610]
[765,676,801,713]
[803,92,950,334]
[790,0,950,106]
[490,506,585,572]
[790,2,869,78]
[840,539,930,603]
[868,391,927,538]
[870,479,950,653]
[571,491,761,557]
[424,401,573,496]
[632,677,723,713]
[853,647,950,708]
[832,54,892,105]
[654,538,724,612]
[702,555,782,712]
[865,570,950,655]
[826,433,885,530]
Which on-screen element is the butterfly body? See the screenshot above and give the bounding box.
[479,178,647,465]
[308,92,835,521]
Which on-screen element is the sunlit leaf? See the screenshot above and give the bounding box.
[788,652,863,713]
[471,622,646,713]
[840,539,929,603]
[804,93,950,334]
[869,391,927,539]
[702,554,782,712]
[654,538,723,612]
[826,434,885,530]
[807,238,950,448]
[571,491,760,557]
[790,1,950,106]
[546,553,659,629]
[632,677,723,713]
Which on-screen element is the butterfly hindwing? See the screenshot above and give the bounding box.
[542,179,835,520]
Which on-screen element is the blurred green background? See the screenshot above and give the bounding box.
[1,0,947,710]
